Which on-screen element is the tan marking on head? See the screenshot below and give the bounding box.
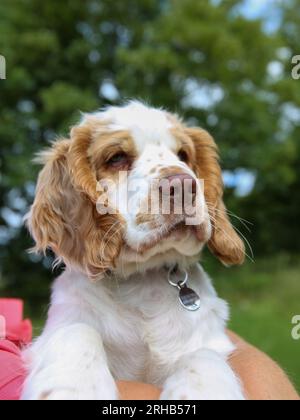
[158,166,188,179]
[150,165,161,175]
[67,117,110,203]
[89,129,137,182]
[170,125,197,168]
[136,212,157,226]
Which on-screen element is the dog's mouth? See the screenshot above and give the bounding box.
[125,219,208,256]
[144,221,188,252]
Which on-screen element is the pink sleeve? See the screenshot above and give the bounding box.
[0,340,27,400]
[0,299,32,401]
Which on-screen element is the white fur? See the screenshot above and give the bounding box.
[22,102,245,400]
[91,101,176,153]
[22,266,244,400]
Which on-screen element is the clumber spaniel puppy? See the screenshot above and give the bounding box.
[22,101,245,400]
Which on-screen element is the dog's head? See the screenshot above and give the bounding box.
[27,101,245,279]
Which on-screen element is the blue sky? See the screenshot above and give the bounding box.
[241,0,274,18]
[239,0,282,32]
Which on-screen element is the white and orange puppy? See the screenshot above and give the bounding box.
[22,101,245,400]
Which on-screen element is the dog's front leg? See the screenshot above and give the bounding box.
[161,349,245,401]
[21,323,118,400]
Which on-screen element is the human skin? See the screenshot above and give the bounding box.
[117,332,300,401]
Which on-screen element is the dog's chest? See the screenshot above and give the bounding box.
[102,273,200,383]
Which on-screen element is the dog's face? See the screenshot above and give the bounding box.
[27,102,245,279]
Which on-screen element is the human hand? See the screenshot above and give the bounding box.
[117,331,299,401]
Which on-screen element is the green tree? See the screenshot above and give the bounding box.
[240,0,300,254]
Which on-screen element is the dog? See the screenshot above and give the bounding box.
[21,101,246,400]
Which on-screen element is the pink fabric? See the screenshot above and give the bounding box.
[0,299,32,400]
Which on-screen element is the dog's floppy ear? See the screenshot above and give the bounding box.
[26,139,76,258]
[185,127,245,266]
[26,122,123,279]
[68,121,100,204]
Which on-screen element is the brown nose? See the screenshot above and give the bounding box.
[160,174,197,200]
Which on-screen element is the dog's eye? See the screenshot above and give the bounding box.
[107,152,130,169]
[178,150,189,163]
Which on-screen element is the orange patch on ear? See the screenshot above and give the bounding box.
[27,120,125,280]
[185,127,245,266]
[68,122,100,203]
[208,201,245,266]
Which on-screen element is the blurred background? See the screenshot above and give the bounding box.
[0,0,299,391]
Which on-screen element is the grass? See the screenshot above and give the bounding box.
[30,254,300,394]
[207,254,300,393]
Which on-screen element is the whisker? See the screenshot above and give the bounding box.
[231,224,254,260]
[206,202,253,227]
[212,208,252,233]
[208,214,254,263]
[207,207,254,260]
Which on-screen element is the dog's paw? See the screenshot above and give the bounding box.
[161,349,245,401]
[160,370,244,400]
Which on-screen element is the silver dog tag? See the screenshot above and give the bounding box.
[167,265,201,312]
[179,285,201,312]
